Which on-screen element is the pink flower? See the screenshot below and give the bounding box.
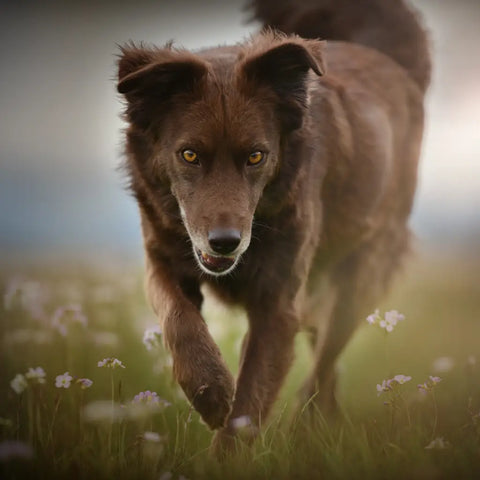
[379,319,394,332]
[76,378,93,389]
[376,379,392,396]
[143,326,162,351]
[417,375,442,394]
[367,309,405,332]
[376,374,412,396]
[417,382,429,394]
[384,310,405,325]
[393,374,412,385]
[132,391,170,408]
[366,309,380,325]
[97,358,125,369]
[51,304,87,337]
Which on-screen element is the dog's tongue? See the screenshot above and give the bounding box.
[200,251,235,273]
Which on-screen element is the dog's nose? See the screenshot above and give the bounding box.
[208,228,241,255]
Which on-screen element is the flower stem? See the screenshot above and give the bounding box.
[48,394,62,449]
[109,372,115,454]
[27,390,34,445]
[384,333,391,377]
[431,390,438,439]
[399,392,412,429]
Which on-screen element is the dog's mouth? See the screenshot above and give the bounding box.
[195,250,238,275]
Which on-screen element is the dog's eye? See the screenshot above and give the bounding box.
[247,151,264,166]
[181,149,199,164]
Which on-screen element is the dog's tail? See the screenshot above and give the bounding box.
[248,0,431,93]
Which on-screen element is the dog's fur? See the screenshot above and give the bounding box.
[117,0,430,452]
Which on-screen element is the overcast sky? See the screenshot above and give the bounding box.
[0,0,479,256]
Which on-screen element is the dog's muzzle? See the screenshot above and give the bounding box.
[194,228,243,275]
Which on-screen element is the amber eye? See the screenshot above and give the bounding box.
[181,149,199,164]
[247,151,264,166]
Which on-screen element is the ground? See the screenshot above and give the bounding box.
[1,243,479,479]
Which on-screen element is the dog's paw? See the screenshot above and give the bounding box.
[210,428,238,459]
[210,418,258,459]
[191,380,234,429]
[176,358,235,429]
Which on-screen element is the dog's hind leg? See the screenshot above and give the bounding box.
[301,258,360,415]
[302,245,385,414]
[302,224,411,414]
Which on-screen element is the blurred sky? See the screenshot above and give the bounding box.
[0,0,479,257]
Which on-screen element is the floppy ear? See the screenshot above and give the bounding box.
[241,39,325,131]
[117,45,208,129]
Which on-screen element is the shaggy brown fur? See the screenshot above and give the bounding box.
[117,0,430,453]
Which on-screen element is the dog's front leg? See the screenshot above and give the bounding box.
[146,259,235,429]
[212,302,298,453]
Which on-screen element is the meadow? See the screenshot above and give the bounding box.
[1,244,479,479]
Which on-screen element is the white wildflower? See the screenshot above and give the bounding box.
[76,378,93,389]
[132,390,170,407]
[417,375,442,394]
[143,325,162,351]
[379,318,394,332]
[425,437,451,450]
[97,357,125,369]
[3,276,22,310]
[231,415,252,430]
[51,304,87,337]
[392,374,412,385]
[376,374,411,396]
[142,431,162,443]
[25,367,46,384]
[4,276,48,320]
[384,310,405,325]
[55,372,73,389]
[380,310,405,332]
[376,379,391,396]
[10,374,27,394]
[366,309,380,325]
[20,280,48,320]
[432,356,454,373]
[367,309,405,332]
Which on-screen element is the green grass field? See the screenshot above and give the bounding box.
[1,245,480,479]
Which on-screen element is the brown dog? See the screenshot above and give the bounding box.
[117,0,430,451]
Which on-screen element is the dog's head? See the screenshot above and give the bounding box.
[117,33,324,276]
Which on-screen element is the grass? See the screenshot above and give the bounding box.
[1,245,480,479]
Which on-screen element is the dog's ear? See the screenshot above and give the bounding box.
[240,38,325,131]
[117,45,208,129]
